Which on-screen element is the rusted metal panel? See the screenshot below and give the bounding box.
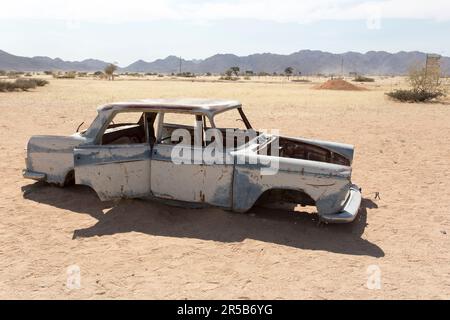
[74,144,151,201]
[150,144,233,207]
[231,153,351,214]
[25,134,86,184]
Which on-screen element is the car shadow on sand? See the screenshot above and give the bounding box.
[22,182,383,257]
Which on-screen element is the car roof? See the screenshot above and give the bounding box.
[98,98,242,116]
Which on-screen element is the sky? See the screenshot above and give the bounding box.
[1,0,449,67]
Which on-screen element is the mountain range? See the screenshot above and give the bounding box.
[1,49,449,75]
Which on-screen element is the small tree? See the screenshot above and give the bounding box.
[408,66,442,93]
[220,68,240,81]
[284,67,293,80]
[104,64,118,80]
[230,66,240,77]
[387,65,446,102]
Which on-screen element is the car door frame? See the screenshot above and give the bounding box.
[74,111,156,201]
[150,111,234,208]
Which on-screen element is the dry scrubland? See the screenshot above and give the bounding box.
[0,76,450,299]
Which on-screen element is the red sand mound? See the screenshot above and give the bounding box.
[314,79,368,91]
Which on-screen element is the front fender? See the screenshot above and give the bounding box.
[231,154,352,214]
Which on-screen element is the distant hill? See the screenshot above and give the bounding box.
[1,49,449,75]
[125,50,450,75]
[0,50,110,72]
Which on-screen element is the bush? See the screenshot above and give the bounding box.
[291,79,312,83]
[14,79,37,90]
[7,71,23,79]
[386,65,446,102]
[53,71,76,79]
[0,78,48,92]
[386,89,445,102]
[219,75,239,81]
[124,72,143,77]
[33,78,49,86]
[0,81,16,91]
[353,76,375,82]
[176,72,195,78]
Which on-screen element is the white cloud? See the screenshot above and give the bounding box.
[1,0,450,23]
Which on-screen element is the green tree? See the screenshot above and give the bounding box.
[230,66,240,77]
[284,67,293,80]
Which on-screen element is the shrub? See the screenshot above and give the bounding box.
[386,89,445,102]
[0,78,48,92]
[14,79,37,90]
[386,65,446,102]
[176,72,195,78]
[0,81,16,91]
[353,76,375,82]
[53,71,76,79]
[52,71,77,79]
[7,71,23,79]
[219,75,239,81]
[0,70,6,76]
[63,71,77,79]
[291,79,312,83]
[124,72,143,77]
[33,78,49,86]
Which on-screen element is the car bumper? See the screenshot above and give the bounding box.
[22,169,46,181]
[319,184,362,223]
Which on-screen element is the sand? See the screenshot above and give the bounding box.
[0,76,449,299]
[314,78,368,91]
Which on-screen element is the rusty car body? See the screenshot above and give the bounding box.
[23,99,361,223]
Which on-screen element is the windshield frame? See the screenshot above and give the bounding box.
[209,107,252,130]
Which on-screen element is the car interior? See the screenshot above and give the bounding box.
[101,109,257,150]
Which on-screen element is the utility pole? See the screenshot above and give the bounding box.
[179,56,182,74]
[341,57,344,78]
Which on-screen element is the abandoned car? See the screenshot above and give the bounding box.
[23,99,361,223]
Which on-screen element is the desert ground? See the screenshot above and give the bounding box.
[0,75,449,299]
